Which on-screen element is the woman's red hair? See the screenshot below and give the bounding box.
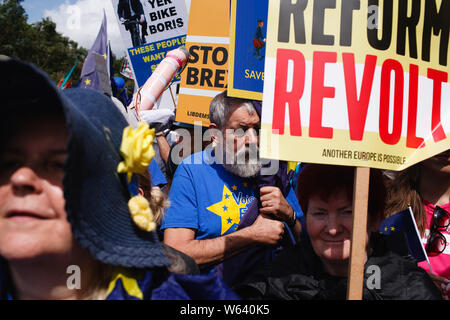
[296,164,386,223]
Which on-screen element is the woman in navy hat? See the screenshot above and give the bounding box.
[0,57,239,300]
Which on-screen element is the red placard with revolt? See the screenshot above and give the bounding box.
[260,0,450,170]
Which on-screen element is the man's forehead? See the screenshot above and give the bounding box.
[226,104,260,126]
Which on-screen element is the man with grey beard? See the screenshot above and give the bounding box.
[161,91,299,277]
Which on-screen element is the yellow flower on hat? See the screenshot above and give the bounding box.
[117,122,155,181]
[128,195,156,232]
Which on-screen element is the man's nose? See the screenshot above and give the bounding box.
[245,128,259,146]
[10,167,43,196]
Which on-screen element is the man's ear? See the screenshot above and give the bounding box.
[138,188,144,197]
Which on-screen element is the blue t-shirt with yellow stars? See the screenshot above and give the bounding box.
[161,149,257,239]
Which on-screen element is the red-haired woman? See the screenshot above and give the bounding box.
[235,164,441,300]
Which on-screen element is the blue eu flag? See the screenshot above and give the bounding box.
[379,207,428,263]
[79,11,108,92]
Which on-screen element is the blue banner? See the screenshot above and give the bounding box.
[128,35,186,87]
[229,0,268,100]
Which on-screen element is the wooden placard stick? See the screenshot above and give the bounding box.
[346,166,370,300]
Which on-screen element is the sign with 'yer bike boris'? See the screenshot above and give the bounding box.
[260,0,450,171]
[111,0,188,87]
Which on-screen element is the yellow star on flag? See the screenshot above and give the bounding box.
[84,78,91,86]
[106,268,144,300]
[207,185,247,235]
[231,185,238,191]
[103,53,107,60]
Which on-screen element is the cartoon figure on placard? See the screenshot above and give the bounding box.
[253,19,265,60]
[117,0,148,47]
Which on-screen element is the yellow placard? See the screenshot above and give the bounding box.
[261,0,450,170]
[176,0,230,126]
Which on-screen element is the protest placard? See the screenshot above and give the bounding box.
[228,0,269,101]
[261,0,450,171]
[111,0,188,92]
[175,0,230,126]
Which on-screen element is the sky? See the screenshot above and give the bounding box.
[22,0,131,57]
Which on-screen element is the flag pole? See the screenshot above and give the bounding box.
[168,86,177,109]
[59,59,79,89]
[347,166,370,300]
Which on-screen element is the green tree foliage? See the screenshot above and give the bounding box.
[0,0,32,59]
[29,18,88,84]
[0,0,120,86]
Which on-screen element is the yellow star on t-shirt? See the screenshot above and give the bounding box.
[207,185,247,235]
[242,182,248,188]
[231,185,238,191]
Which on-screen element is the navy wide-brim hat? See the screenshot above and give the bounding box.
[0,57,170,269]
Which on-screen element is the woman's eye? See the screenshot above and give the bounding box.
[341,210,353,216]
[0,159,21,171]
[311,211,327,217]
[45,160,65,172]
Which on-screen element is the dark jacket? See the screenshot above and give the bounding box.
[235,234,442,300]
[117,0,144,20]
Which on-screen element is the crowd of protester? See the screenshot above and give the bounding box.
[0,56,448,300]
